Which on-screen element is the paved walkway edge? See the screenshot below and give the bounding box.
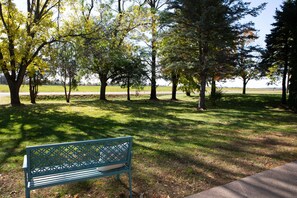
[187,161,297,198]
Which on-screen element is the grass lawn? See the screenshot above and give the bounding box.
[0,94,296,197]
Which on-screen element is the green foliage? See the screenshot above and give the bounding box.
[209,88,223,106]
[0,0,67,105]
[287,0,297,112]
[234,29,263,94]
[162,0,265,109]
[263,0,297,109]
[49,41,80,103]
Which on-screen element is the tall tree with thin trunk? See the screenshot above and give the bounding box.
[235,29,263,94]
[263,0,296,105]
[287,0,297,112]
[143,0,169,100]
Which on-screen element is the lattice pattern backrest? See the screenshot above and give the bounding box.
[27,137,132,177]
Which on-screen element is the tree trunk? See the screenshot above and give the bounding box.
[99,75,107,100]
[242,78,247,95]
[211,76,216,97]
[198,73,207,110]
[150,4,157,100]
[4,66,25,106]
[186,91,191,97]
[29,77,37,104]
[63,82,70,103]
[127,77,130,101]
[281,56,288,104]
[171,72,178,100]
[8,82,21,106]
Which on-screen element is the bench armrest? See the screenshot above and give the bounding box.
[23,155,28,170]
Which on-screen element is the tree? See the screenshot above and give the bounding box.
[285,0,297,112]
[137,0,169,100]
[263,1,294,104]
[27,58,47,104]
[0,0,63,106]
[111,50,147,100]
[165,0,265,109]
[76,0,145,100]
[50,42,79,103]
[235,29,263,94]
[166,0,230,109]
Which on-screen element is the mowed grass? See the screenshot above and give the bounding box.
[0,94,297,198]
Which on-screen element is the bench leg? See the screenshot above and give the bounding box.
[128,171,132,198]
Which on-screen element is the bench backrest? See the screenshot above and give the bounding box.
[25,136,132,178]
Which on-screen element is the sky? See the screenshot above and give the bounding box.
[246,0,283,47]
[15,0,285,88]
[220,0,284,88]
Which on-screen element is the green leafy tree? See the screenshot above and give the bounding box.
[235,29,263,94]
[111,50,147,100]
[159,23,197,100]
[27,57,47,104]
[135,0,169,100]
[75,0,146,100]
[50,42,79,103]
[165,0,265,109]
[0,0,64,106]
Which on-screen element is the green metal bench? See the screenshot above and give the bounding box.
[23,136,133,198]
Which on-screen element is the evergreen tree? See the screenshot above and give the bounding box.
[263,1,293,104]
[164,0,265,109]
[263,0,297,110]
[287,0,297,112]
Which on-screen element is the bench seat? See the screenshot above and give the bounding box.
[23,136,133,198]
[29,166,129,189]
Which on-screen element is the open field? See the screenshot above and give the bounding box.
[0,94,296,197]
[0,84,281,95]
[0,85,172,93]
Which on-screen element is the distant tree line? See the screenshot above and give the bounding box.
[1,0,295,112]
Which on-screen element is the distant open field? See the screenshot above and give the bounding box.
[0,84,282,94]
[0,85,172,93]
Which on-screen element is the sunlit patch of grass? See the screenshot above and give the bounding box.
[0,84,173,93]
[0,94,297,197]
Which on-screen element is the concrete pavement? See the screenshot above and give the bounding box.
[187,161,297,198]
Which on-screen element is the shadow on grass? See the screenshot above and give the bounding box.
[0,94,297,197]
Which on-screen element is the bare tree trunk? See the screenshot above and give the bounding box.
[3,66,24,106]
[63,81,71,103]
[198,72,207,110]
[127,76,130,101]
[211,76,216,97]
[186,91,191,97]
[99,75,107,100]
[29,76,38,104]
[149,3,157,100]
[242,78,247,94]
[171,72,178,100]
[281,56,288,104]
[8,82,21,106]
